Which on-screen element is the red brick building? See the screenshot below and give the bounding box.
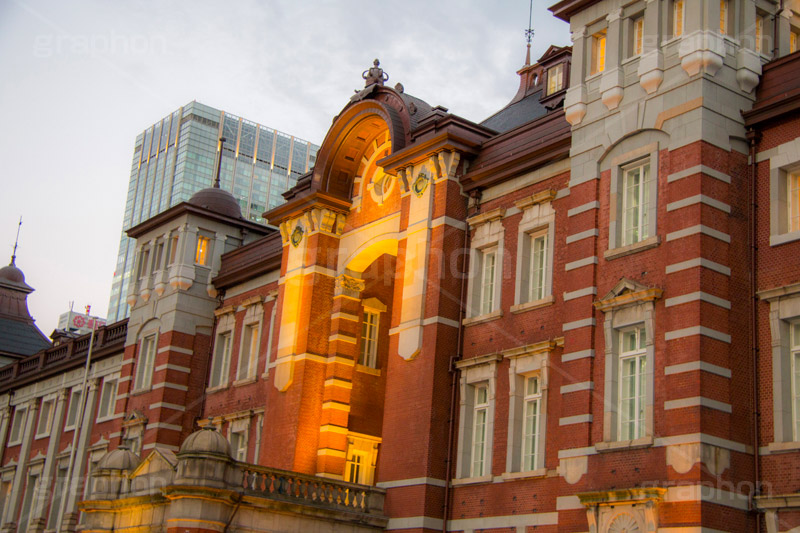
[1,1,800,532]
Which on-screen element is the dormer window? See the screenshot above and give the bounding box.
[591,31,607,75]
[546,63,563,95]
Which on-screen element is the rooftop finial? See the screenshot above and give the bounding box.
[213,137,226,189]
[525,0,534,66]
[10,216,21,266]
[363,59,389,87]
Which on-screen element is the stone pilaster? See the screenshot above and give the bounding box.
[2,398,40,533]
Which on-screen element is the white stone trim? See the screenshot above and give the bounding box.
[386,517,444,531]
[667,165,731,184]
[664,396,732,413]
[447,512,558,531]
[564,287,597,301]
[665,291,731,310]
[562,318,596,331]
[562,349,595,362]
[376,477,447,489]
[565,256,598,271]
[666,258,731,276]
[151,382,189,392]
[665,485,749,511]
[567,201,600,217]
[560,381,594,394]
[145,422,182,431]
[666,194,731,214]
[666,225,731,243]
[559,414,593,425]
[665,326,731,343]
[148,402,186,412]
[566,228,599,244]
[664,361,732,378]
[157,345,193,355]
[154,363,191,374]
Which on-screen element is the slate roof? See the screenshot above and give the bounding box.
[0,316,50,358]
[480,89,549,134]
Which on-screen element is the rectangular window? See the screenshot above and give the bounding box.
[346,451,365,484]
[591,31,607,74]
[619,327,647,441]
[791,31,798,54]
[633,16,644,56]
[168,235,179,264]
[237,324,260,380]
[47,466,69,530]
[135,335,157,391]
[137,249,150,279]
[8,406,27,445]
[622,161,651,246]
[792,323,800,440]
[0,480,11,525]
[18,473,39,532]
[153,241,164,271]
[528,232,548,302]
[720,0,728,35]
[230,430,247,462]
[65,389,82,429]
[97,378,118,420]
[756,15,764,53]
[195,235,210,265]
[546,63,563,95]
[521,376,541,472]
[789,172,800,233]
[209,332,232,388]
[480,249,497,315]
[673,0,685,37]
[35,399,54,438]
[359,311,379,368]
[471,385,489,477]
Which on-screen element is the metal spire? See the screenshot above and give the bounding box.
[213,137,227,189]
[10,216,21,266]
[525,0,534,66]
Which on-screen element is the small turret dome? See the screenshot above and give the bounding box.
[97,446,140,471]
[179,427,231,457]
[0,263,25,285]
[188,188,242,219]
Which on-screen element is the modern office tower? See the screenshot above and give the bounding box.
[106,102,319,322]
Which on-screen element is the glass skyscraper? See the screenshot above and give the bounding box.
[106,101,319,322]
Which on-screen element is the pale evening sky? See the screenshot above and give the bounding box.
[0,0,570,336]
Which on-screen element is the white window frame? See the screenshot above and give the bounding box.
[18,471,39,532]
[621,160,651,246]
[503,341,552,477]
[344,434,381,485]
[479,247,497,316]
[788,171,800,234]
[631,15,644,57]
[8,405,27,446]
[513,193,556,312]
[465,208,505,321]
[97,377,118,422]
[607,143,660,256]
[470,384,490,477]
[359,311,380,368]
[791,322,800,441]
[618,326,648,441]
[229,429,247,462]
[195,234,211,265]
[767,143,800,246]
[35,397,56,439]
[719,0,729,35]
[761,285,800,448]
[596,279,659,449]
[134,333,157,392]
[227,416,251,462]
[210,330,233,389]
[454,354,500,482]
[236,323,260,381]
[521,375,542,472]
[46,463,69,530]
[64,388,82,431]
[546,63,564,95]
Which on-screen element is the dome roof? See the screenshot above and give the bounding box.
[179,427,231,457]
[97,446,140,471]
[0,263,25,284]
[188,187,242,219]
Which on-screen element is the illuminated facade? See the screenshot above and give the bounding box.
[106,102,319,323]
[4,1,800,532]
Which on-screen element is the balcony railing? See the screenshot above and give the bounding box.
[239,463,386,519]
[0,320,128,390]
